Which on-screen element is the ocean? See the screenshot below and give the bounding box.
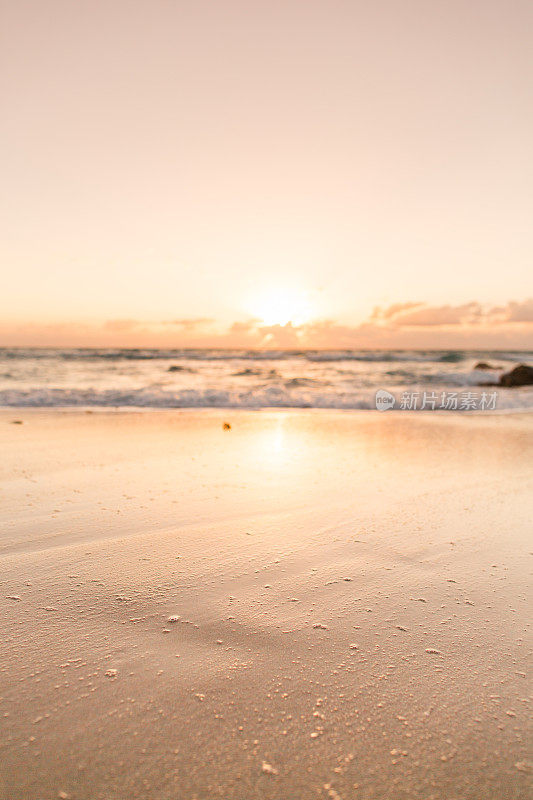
[0,348,532,411]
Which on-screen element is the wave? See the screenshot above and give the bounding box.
[1,348,531,411]
[1,385,532,411]
[232,368,280,377]
[382,368,502,386]
[0,386,373,409]
[284,377,329,388]
[2,348,531,363]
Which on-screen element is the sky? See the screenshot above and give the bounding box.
[1,0,532,348]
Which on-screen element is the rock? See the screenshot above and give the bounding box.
[473,362,498,370]
[499,364,533,387]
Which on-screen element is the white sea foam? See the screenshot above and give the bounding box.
[0,349,531,410]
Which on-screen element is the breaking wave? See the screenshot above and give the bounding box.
[1,348,531,410]
[1,384,532,411]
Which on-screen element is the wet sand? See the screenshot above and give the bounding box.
[0,409,531,800]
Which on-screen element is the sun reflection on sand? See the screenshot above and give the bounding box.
[245,414,307,470]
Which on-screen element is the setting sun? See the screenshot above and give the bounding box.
[247,287,313,326]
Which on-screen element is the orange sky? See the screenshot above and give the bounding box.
[1,0,532,348]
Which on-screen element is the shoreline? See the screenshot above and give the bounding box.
[3,404,533,414]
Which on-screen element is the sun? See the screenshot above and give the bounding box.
[248,287,313,326]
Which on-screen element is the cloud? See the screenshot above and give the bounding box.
[259,323,300,348]
[370,302,424,321]
[299,299,533,348]
[103,317,214,331]
[503,299,533,323]
[161,318,215,329]
[386,302,484,327]
[0,300,532,348]
[372,299,533,328]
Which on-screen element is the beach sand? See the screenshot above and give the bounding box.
[0,409,531,800]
